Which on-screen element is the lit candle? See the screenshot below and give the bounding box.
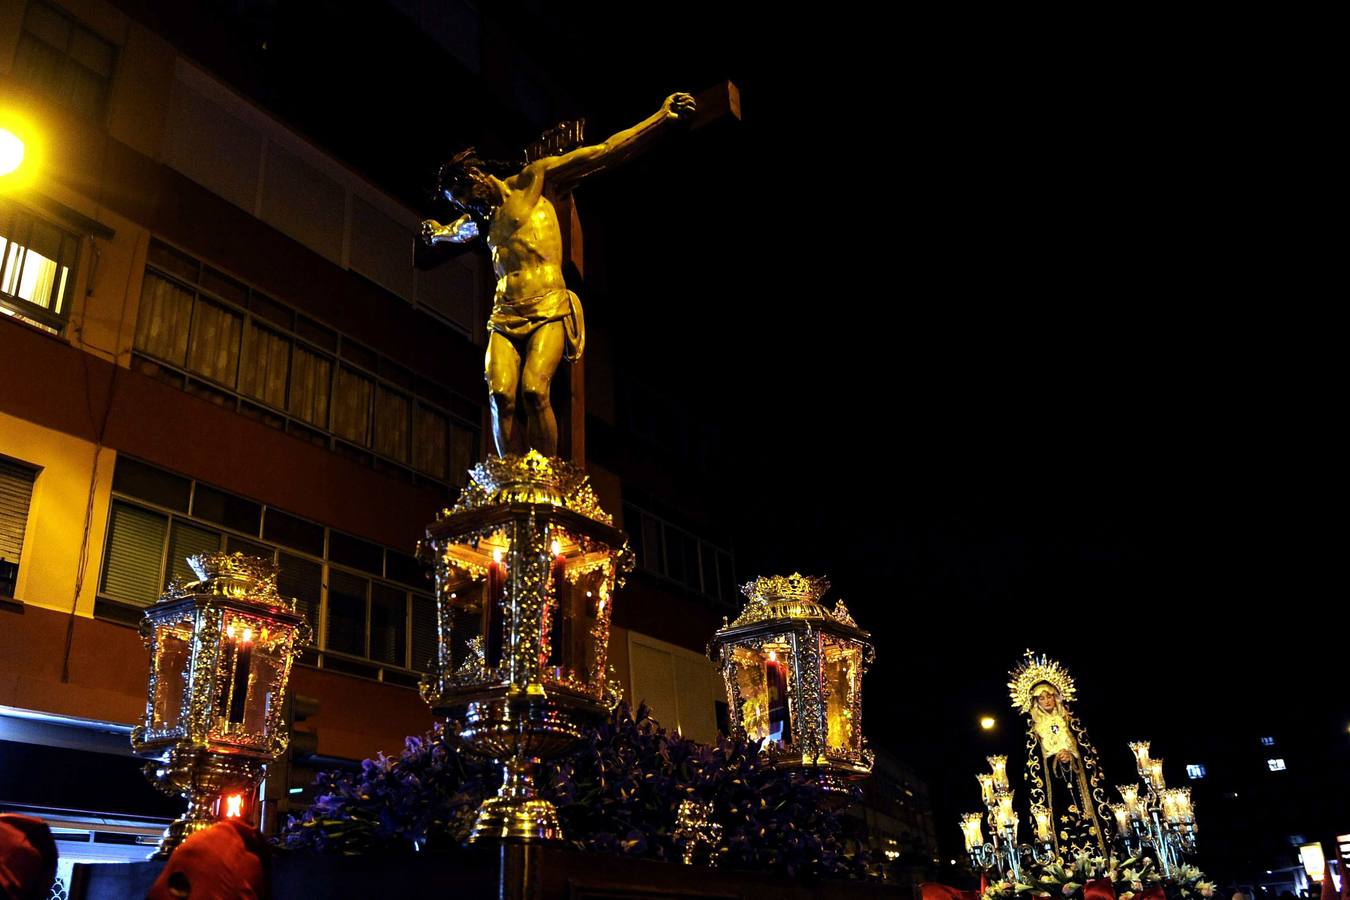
[977,773,996,809]
[228,622,253,725]
[1148,758,1166,792]
[1032,805,1051,843]
[765,649,792,745]
[547,539,566,667]
[960,812,985,851]
[1129,741,1151,771]
[485,548,505,668]
[987,755,1009,792]
[1176,788,1194,822]
[1109,802,1130,835]
[1117,784,1142,820]
[1161,788,1193,824]
[996,791,1017,841]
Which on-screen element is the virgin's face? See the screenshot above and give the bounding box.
[1036,691,1057,712]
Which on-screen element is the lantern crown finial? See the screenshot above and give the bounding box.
[724,573,864,630]
[741,572,829,605]
[167,552,297,613]
[450,450,613,524]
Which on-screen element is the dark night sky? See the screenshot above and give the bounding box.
[188,0,1341,870]
[492,5,1345,864]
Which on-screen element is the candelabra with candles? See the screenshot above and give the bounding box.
[960,755,1054,882]
[1105,742,1197,876]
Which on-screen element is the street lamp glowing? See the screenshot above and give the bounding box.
[0,128,23,177]
[980,716,996,730]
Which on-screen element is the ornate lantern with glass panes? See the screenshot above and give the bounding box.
[131,553,309,857]
[418,451,632,842]
[708,573,874,795]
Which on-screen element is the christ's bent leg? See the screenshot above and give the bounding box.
[521,321,565,455]
[485,331,522,456]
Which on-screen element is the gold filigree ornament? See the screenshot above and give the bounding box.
[1007,649,1078,713]
[449,450,613,525]
[729,573,858,628]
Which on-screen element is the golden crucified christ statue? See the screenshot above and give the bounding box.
[421,92,697,457]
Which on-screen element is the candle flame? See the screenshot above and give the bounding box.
[492,548,503,564]
[241,626,253,644]
[551,539,562,557]
[767,649,777,662]
[223,793,244,818]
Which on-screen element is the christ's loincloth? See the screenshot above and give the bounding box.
[487,289,585,360]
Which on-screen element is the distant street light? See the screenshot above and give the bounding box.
[980,716,996,730]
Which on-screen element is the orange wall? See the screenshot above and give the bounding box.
[0,602,432,761]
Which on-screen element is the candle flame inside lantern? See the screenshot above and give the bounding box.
[223,793,244,818]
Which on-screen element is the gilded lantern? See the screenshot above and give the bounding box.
[708,573,874,791]
[131,553,310,857]
[418,451,631,842]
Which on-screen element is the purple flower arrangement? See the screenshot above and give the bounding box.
[281,703,870,878]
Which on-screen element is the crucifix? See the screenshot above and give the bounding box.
[418,83,740,465]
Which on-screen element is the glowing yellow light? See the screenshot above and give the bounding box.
[240,626,253,644]
[767,649,777,662]
[980,716,996,730]
[223,792,244,818]
[1300,843,1326,883]
[551,539,562,556]
[0,113,44,190]
[0,128,23,177]
[492,548,503,564]
[226,623,236,638]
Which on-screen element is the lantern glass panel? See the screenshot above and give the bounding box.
[209,613,288,748]
[544,556,608,694]
[444,580,482,671]
[152,619,194,733]
[824,643,861,751]
[732,646,769,741]
[731,643,794,745]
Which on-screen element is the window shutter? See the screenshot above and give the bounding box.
[0,459,37,565]
[164,521,221,588]
[411,594,437,673]
[100,502,168,606]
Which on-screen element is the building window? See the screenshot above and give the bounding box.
[628,633,719,744]
[623,501,735,604]
[0,199,80,333]
[1186,763,1206,780]
[131,240,479,486]
[97,456,434,685]
[0,457,38,598]
[10,1,116,120]
[1266,758,1287,772]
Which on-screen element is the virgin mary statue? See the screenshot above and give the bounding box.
[1008,651,1111,857]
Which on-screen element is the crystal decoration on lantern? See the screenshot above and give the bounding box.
[418,451,632,842]
[131,553,310,857]
[707,573,874,795]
